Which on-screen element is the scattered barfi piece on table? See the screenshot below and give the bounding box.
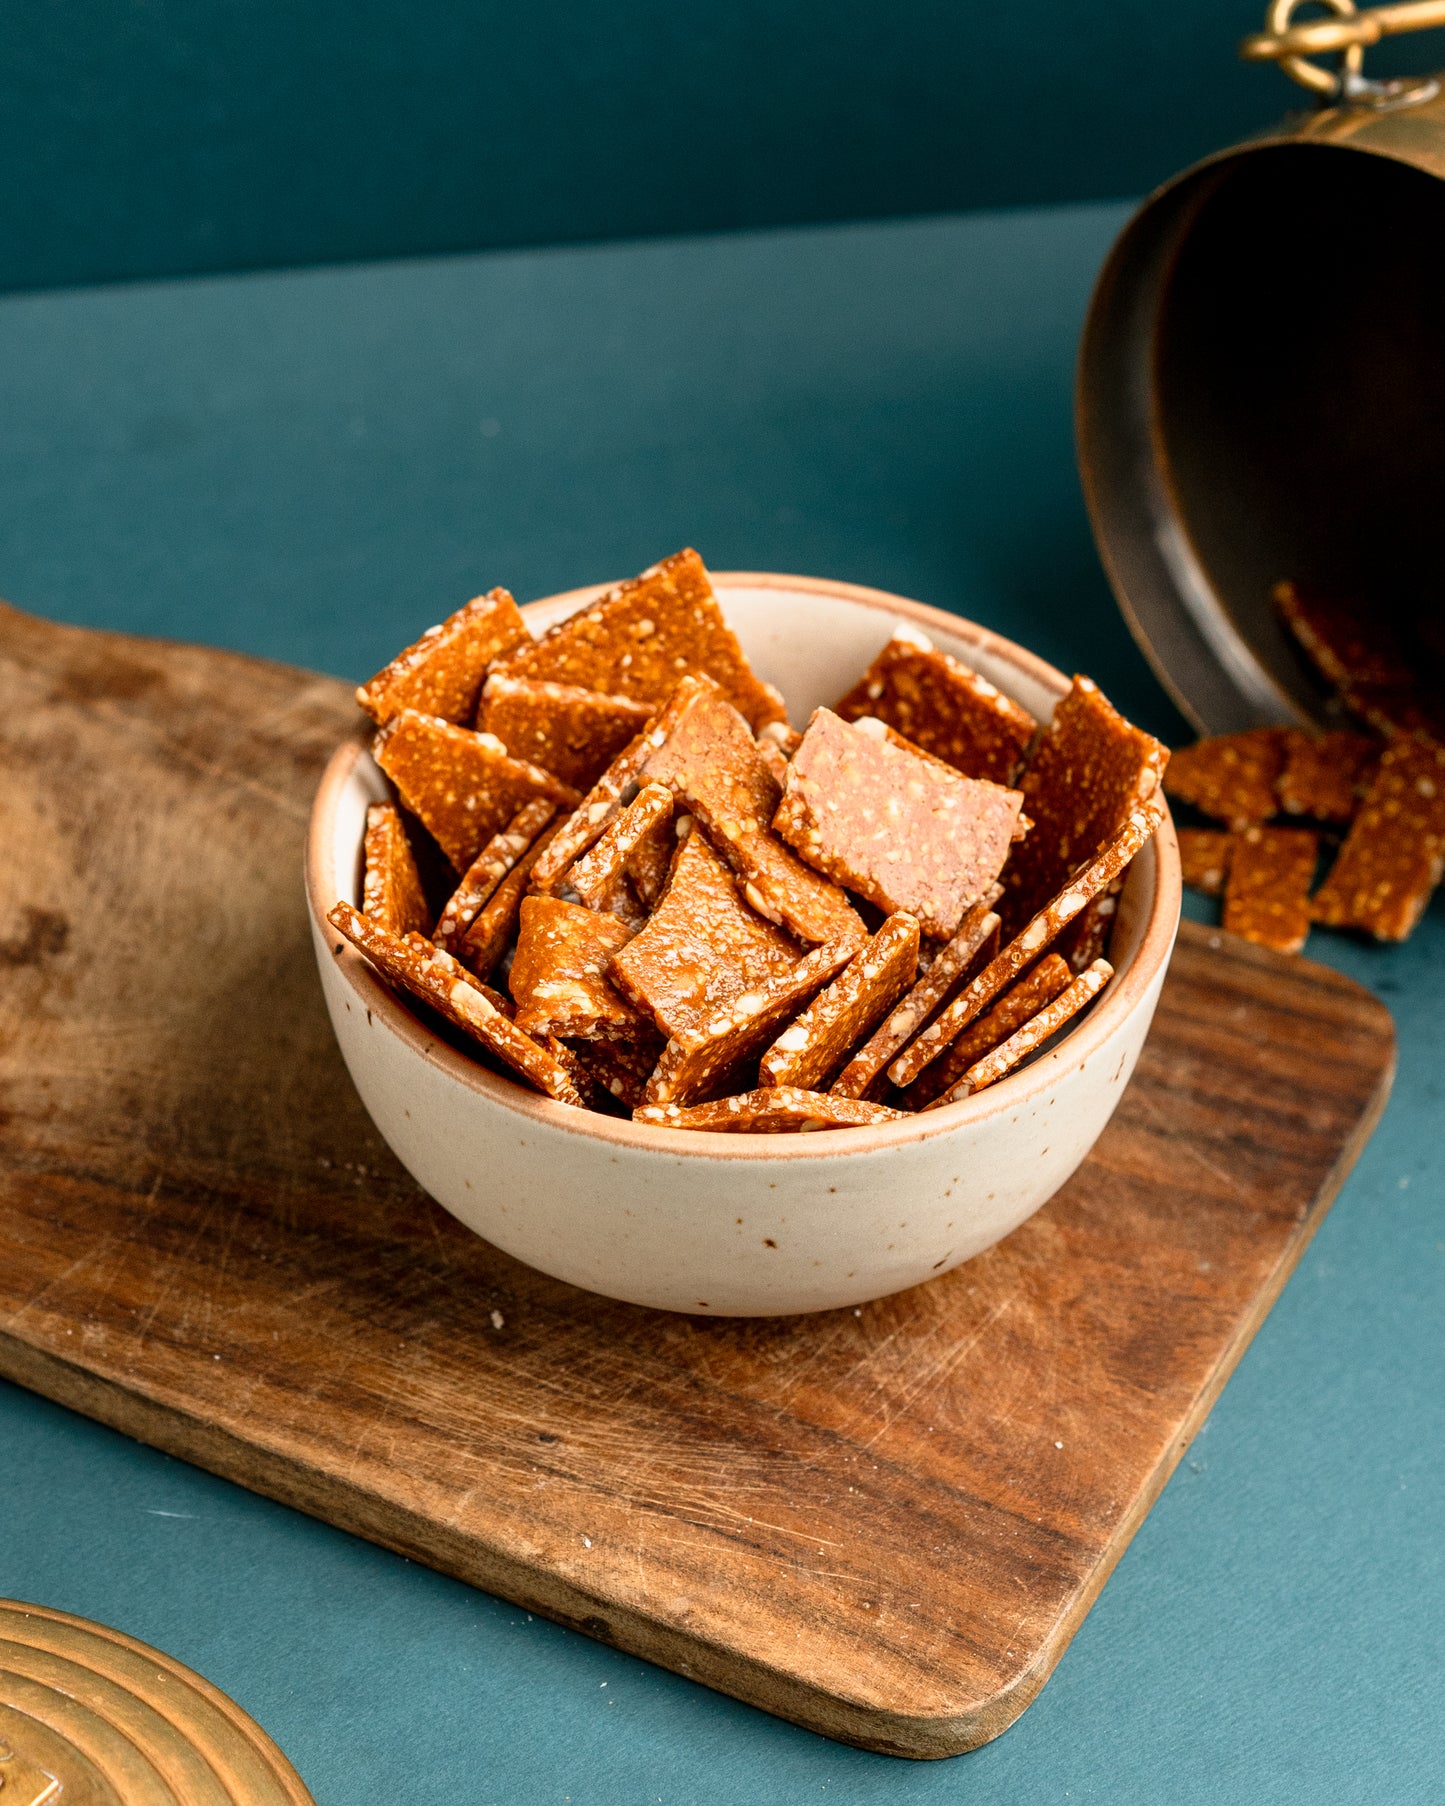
[834,625,1037,785]
[508,897,649,1042]
[479,674,653,791]
[635,1087,907,1133]
[774,708,1023,939]
[643,939,856,1108]
[1277,729,1379,824]
[1177,827,1234,897]
[433,798,557,951]
[924,959,1114,1108]
[1309,733,1445,941]
[905,952,1072,1107]
[373,709,580,872]
[327,902,584,1105]
[828,891,1000,1100]
[1163,729,1285,831]
[1222,826,1318,955]
[494,548,786,729]
[759,913,920,1091]
[889,796,1166,1088]
[356,589,529,727]
[362,802,432,937]
[609,826,800,1041]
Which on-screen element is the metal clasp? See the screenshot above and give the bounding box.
[1240,0,1444,106]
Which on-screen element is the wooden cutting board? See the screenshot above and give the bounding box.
[0,604,1395,1759]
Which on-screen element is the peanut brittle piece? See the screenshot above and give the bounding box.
[356,589,529,727]
[479,674,653,790]
[774,708,1023,939]
[1177,827,1234,897]
[495,548,786,729]
[327,902,583,1104]
[636,1087,906,1133]
[759,913,920,1091]
[1277,729,1379,824]
[609,826,800,1040]
[401,933,512,1015]
[568,782,673,910]
[362,802,431,937]
[1163,729,1286,830]
[1309,733,1445,941]
[1004,676,1168,942]
[433,798,557,951]
[528,732,654,895]
[373,709,580,872]
[923,959,1114,1107]
[1222,825,1317,955]
[889,795,1166,1087]
[835,625,1037,785]
[456,820,562,980]
[642,939,856,1108]
[1272,580,1443,737]
[508,896,647,1041]
[563,1034,665,1110]
[829,891,1001,1099]
[906,953,1072,1107]
[640,677,865,947]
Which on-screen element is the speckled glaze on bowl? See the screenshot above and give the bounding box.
[307,574,1180,1316]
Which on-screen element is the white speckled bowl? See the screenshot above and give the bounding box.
[307,574,1180,1316]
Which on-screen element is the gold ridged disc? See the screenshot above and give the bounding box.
[0,1601,313,1805]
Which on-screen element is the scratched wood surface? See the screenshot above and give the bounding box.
[0,604,1396,1758]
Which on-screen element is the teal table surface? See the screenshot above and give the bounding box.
[1,204,1441,1803]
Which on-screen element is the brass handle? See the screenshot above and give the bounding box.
[1240,0,1445,101]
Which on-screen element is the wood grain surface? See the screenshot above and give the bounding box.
[0,604,1396,1758]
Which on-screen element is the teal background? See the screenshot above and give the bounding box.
[2,6,1444,1799]
[6,0,1443,293]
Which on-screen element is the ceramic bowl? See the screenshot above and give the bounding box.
[307,573,1181,1316]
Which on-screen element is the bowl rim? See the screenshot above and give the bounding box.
[306,570,1181,1161]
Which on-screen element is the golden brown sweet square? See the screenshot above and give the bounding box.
[642,939,856,1108]
[433,798,557,951]
[640,678,865,948]
[773,709,1023,939]
[635,1087,906,1133]
[362,802,432,937]
[455,821,561,981]
[1277,729,1379,824]
[356,589,529,727]
[834,626,1037,785]
[508,896,647,1041]
[1222,826,1318,956]
[567,782,673,910]
[1004,676,1168,933]
[493,548,786,729]
[924,959,1114,1106]
[528,732,655,896]
[889,795,1166,1088]
[1177,827,1234,897]
[373,709,580,872]
[905,952,1072,1107]
[829,892,1001,1099]
[479,674,653,790]
[1162,729,1285,831]
[758,913,920,1091]
[1310,734,1445,941]
[327,902,583,1104]
[609,827,800,1041]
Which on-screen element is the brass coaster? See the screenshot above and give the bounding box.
[0,1601,313,1805]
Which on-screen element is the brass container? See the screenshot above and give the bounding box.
[1078,39,1445,735]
